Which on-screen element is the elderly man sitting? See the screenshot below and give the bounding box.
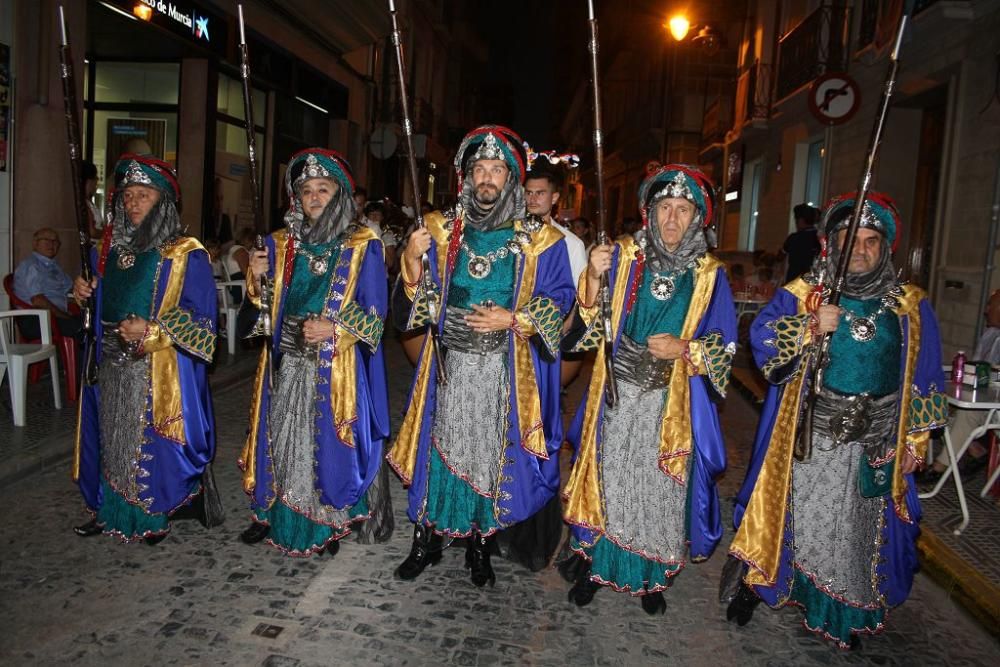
[13,227,83,341]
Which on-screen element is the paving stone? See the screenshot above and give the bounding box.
[0,345,996,666]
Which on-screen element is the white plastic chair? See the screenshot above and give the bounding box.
[215,280,246,356]
[0,309,63,426]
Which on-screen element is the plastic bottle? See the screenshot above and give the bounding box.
[951,350,966,384]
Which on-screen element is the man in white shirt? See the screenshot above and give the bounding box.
[525,169,587,283]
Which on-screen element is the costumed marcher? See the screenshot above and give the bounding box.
[387,125,575,587]
[498,164,588,572]
[561,164,737,614]
[238,148,392,556]
[72,153,218,544]
[726,192,947,649]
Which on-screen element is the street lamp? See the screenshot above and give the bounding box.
[667,15,690,42]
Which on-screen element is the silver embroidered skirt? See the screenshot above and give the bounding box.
[600,380,689,564]
[98,333,150,503]
[431,349,508,498]
[791,433,884,608]
[269,351,359,527]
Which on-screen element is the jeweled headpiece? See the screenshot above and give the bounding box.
[285,148,355,200]
[112,153,180,202]
[638,163,715,228]
[822,191,900,250]
[454,125,528,185]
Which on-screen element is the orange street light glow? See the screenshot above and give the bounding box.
[133,3,153,21]
[668,15,690,41]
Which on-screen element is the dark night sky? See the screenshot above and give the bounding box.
[468,0,588,150]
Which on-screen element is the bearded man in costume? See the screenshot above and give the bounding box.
[561,164,737,614]
[72,154,218,544]
[238,148,391,556]
[726,192,947,649]
[388,125,575,587]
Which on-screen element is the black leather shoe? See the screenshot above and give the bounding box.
[469,532,496,588]
[323,540,340,557]
[73,519,103,537]
[144,532,167,546]
[395,524,443,580]
[557,553,590,584]
[240,521,270,545]
[640,591,666,615]
[567,569,601,607]
[849,635,862,651]
[726,583,761,626]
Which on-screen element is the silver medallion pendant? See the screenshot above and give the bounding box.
[649,275,675,301]
[308,256,329,276]
[117,250,136,270]
[468,254,491,279]
[849,316,877,342]
[522,214,543,233]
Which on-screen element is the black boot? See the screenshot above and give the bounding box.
[726,583,761,626]
[323,539,340,558]
[395,524,443,580]
[567,565,601,607]
[849,635,862,651]
[240,521,270,545]
[73,518,103,537]
[144,532,168,546]
[640,591,666,615]
[469,531,496,588]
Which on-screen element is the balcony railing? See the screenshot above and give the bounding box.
[733,61,773,129]
[775,3,851,102]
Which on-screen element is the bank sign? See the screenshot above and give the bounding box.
[104,0,227,57]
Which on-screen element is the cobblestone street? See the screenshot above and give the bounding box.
[0,344,996,666]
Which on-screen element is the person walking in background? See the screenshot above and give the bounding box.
[780,203,821,283]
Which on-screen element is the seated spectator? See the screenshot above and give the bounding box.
[13,227,83,342]
[204,237,225,280]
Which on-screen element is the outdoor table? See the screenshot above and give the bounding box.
[919,381,1000,535]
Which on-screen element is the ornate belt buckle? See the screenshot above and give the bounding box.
[829,394,873,444]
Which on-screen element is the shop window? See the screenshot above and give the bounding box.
[90,109,178,215]
[94,62,179,105]
[217,74,265,126]
[803,138,824,208]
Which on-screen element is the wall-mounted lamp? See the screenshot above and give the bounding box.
[663,15,723,55]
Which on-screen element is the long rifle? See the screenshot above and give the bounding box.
[388,0,447,386]
[57,5,98,386]
[237,5,272,339]
[587,0,619,407]
[795,15,908,462]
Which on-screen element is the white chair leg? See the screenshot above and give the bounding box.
[228,319,237,356]
[49,355,63,410]
[8,357,27,427]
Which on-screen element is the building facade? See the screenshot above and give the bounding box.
[726,0,1000,353]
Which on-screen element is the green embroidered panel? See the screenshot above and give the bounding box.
[406,282,435,330]
[761,313,812,383]
[522,296,563,356]
[700,330,734,397]
[570,316,604,353]
[158,307,216,361]
[910,390,949,433]
[337,301,384,351]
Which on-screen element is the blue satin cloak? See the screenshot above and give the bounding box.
[399,228,575,526]
[733,288,944,607]
[566,246,737,561]
[77,245,217,515]
[248,235,390,512]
